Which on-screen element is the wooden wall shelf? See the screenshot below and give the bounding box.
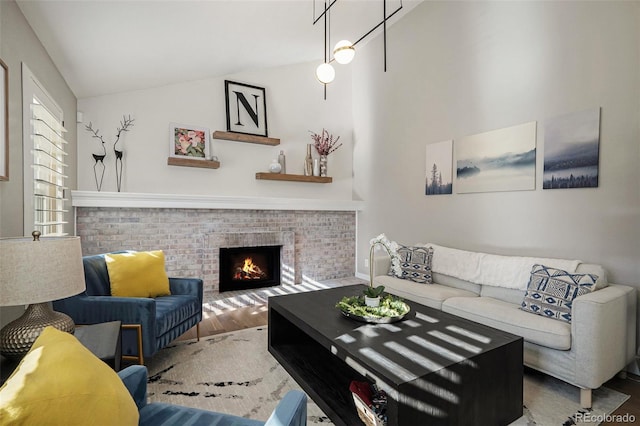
[255,173,332,183]
[212,131,280,146]
[168,157,220,169]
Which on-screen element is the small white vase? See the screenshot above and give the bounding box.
[365,296,380,308]
[269,159,282,173]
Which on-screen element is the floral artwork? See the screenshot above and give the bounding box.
[169,123,210,160]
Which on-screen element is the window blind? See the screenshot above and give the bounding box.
[30,100,68,236]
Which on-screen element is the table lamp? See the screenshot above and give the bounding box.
[0,231,86,359]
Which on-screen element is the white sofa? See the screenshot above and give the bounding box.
[372,243,637,408]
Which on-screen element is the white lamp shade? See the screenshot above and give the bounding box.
[0,236,86,306]
[315,63,335,84]
[333,40,355,65]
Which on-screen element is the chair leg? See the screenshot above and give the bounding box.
[121,324,144,365]
[197,322,200,342]
[580,388,592,409]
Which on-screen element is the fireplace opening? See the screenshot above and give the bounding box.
[219,245,281,292]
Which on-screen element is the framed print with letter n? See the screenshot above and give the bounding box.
[224,80,268,137]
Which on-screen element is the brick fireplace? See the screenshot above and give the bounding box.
[73,192,360,299]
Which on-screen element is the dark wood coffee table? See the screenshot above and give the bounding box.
[268,285,523,426]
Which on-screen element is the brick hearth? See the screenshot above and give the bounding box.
[76,207,356,298]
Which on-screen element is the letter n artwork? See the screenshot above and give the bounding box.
[224,80,268,137]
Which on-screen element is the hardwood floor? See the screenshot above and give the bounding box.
[179,303,639,423]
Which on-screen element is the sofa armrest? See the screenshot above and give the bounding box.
[169,277,203,302]
[118,365,148,410]
[372,256,391,278]
[572,283,637,388]
[53,295,157,356]
[264,390,307,426]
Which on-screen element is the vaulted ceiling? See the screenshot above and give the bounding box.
[17,0,422,99]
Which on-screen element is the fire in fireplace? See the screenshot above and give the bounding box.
[219,245,281,292]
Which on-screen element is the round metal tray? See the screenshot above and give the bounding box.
[338,300,411,324]
[340,309,410,324]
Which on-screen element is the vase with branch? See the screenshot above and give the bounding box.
[310,129,342,177]
[85,115,134,192]
[367,233,400,307]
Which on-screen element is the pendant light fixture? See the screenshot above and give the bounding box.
[333,40,355,64]
[312,0,404,99]
[316,63,335,84]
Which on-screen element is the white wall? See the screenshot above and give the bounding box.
[352,1,640,346]
[0,0,77,327]
[78,61,353,200]
[0,0,77,238]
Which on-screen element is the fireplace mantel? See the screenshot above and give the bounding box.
[71,191,364,211]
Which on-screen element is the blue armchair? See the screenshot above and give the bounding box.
[119,365,308,426]
[53,252,203,362]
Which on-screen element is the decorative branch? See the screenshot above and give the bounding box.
[85,122,107,155]
[310,129,342,156]
[114,115,135,151]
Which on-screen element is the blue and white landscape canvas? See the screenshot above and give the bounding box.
[543,108,600,189]
[455,121,537,194]
[425,140,453,195]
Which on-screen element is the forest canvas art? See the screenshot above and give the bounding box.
[455,122,537,194]
[425,140,453,195]
[543,108,600,189]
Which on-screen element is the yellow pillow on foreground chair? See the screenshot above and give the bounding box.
[0,327,138,425]
[106,250,171,297]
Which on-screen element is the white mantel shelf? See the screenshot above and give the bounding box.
[71,191,364,212]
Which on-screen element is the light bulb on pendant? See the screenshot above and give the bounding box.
[315,63,335,84]
[333,40,355,65]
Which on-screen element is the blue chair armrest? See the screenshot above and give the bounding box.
[54,295,157,356]
[169,278,203,301]
[265,390,307,426]
[118,365,148,410]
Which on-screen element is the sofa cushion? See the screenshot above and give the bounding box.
[392,245,434,284]
[480,285,526,305]
[155,294,202,337]
[375,275,478,310]
[0,327,138,425]
[520,264,597,323]
[442,296,571,350]
[106,250,171,298]
[576,263,608,290]
[432,272,482,294]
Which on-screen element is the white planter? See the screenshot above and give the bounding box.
[365,296,380,308]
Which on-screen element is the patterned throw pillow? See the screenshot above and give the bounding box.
[520,264,598,323]
[390,245,434,284]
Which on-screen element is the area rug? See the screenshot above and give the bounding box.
[146,327,629,425]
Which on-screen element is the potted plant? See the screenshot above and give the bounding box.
[363,285,385,307]
[366,233,400,307]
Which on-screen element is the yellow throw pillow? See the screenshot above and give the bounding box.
[0,326,139,426]
[105,250,171,297]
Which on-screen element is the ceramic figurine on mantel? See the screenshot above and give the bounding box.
[85,115,135,192]
[310,129,342,177]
